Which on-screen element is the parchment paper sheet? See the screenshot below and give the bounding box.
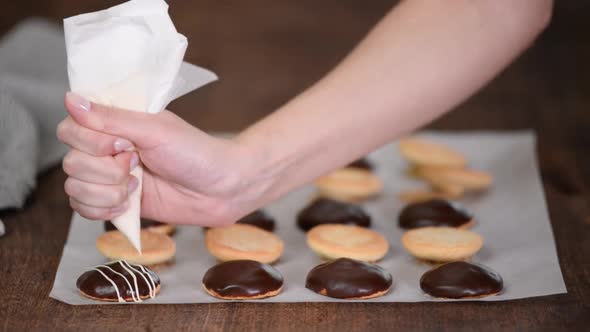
[49,131,567,304]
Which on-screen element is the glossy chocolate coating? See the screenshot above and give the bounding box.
[76,261,160,301]
[297,198,371,232]
[237,210,276,232]
[398,199,472,229]
[306,258,392,299]
[305,258,393,299]
[420,261,503,299]
[202,260,283,298]
[347,158,373,170]
[104,219,166,232]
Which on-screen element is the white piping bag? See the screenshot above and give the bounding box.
[64,0,217,253]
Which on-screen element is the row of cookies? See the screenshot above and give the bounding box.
[94,211,277,268]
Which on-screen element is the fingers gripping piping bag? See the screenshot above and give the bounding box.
[64,0,217,252]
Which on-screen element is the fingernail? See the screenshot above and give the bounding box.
[111,202,129,215]
[115,138,134,152]
[66,92,91,112]
[129,153,139,171]
[128,176,139,194]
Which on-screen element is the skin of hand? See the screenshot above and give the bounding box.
[57,0,552,226]
[57,94,264,226]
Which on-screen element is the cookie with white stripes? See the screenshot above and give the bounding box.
[76,260,161,302]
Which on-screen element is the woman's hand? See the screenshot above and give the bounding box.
[57,92,265,226]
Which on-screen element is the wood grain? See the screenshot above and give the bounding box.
[1,1,589,331]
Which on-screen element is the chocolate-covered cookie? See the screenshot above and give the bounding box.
[420,261,503,299]
[399,199,473,229]
[297,198,371,232]
[76,260,160,302]
[347,158,373,171]
[237,210,276,232]
[202,260,284,300]
[305,258,392,299]
[104,219,176,236]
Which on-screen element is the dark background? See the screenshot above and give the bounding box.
[1,1,589,331]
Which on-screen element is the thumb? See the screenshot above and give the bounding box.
[65,92,161,147]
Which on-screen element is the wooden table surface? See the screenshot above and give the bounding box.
[1,1,589,331]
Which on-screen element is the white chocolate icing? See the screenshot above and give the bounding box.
[92,260,157,303]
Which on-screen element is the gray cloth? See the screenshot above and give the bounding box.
[0,18,69,211]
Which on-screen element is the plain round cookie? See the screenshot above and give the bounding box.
[314,168,383,202]
[104,219,176,236]
[202,260,284,300]
[205,224,284,263]
[306,224,389,262]
[401,227,483,262]
[398,137,466,168]
[415,165,493,191]
[96,230,176,266]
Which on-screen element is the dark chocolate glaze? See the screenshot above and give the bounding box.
[76,260,160,302]
[347,158,373,170]
[237,210,276,232]
[104,219,166,232]
[305,258,392,299]
[297,198,371,232]
[202,260,283,298]
[398,199,472,229]
[420,261,503,299]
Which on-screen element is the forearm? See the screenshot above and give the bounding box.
[236,0,552,206]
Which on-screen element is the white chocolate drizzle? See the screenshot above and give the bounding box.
[92,260,158,303]
[121,260,157,299]
[93,267,124,303]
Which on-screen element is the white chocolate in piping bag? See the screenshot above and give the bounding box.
[64,0,217,253]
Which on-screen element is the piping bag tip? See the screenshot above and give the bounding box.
[110,165,144,255]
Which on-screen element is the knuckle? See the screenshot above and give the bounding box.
[63,177,79,198]
[111,166,128,184]
[101,105,118,133]
[79,209,103,220]
[56,120,68,142]
[111,186,128,205]
[68,197,77,209]
[62,152,77,176]
[93,138,113,156]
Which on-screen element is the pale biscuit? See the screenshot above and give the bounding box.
[401,227,483,262]
[415,165,493,191]
[398,137,466,168]
[202,285,283,300]
[315,168,383,202]
[205,224,284,264]
[425,176,465,197]
[96,230,176,266]
[147,224,176,236]
[306,224,389,262]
